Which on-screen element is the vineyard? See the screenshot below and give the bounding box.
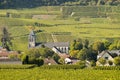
[0,6,120,51]
[0,67,120,80]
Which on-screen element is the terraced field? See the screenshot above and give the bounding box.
[0,6,120,51]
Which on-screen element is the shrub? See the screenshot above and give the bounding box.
[76,61,86,67]
[108,60,113,65]
[98,58,106,66]
[21,54,29,64]
[40,65,86,69]
[35,58,44,66]
[0,64,35,69]
[90,60,96,67]
[114,57,120,66]
[93,66,120,70]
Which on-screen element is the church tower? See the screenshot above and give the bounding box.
[28,30,36,48]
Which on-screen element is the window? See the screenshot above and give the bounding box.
[105,57,108,60]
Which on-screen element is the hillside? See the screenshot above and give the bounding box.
[0,0,120,9]
[0,6,120,51]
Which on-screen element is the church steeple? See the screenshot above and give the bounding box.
[28,30,36,48]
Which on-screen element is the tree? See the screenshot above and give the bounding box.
[35,58,44,66]
[114,57,120,66]
[74,41,83,50]
[77,48,88,60]
[86,48,97,61]
[52,53,60,63]
[83,39,89,49]
[102,39,111,49]
[21,54,29,64]
[90,60,96,67]
[70,39,83,51]
[76,61,86,67]
[92,41,105,53]
[40,47,54,58]
[58,58,64,64]
[1,27,12,50]
[109,40,120,50]
[70,50,79,58]
[70,40,76,50]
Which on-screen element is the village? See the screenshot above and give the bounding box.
[0,28,120,67]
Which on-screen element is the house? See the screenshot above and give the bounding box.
[0,47,22,64]
[44,58,57,65]
[28,30,69,54]
[96,50,120,66]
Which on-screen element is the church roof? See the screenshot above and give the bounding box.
[37,42,69,48]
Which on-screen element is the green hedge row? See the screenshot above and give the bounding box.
[0,64,35,69]
[39,65,86,69]
[93,66,120,70]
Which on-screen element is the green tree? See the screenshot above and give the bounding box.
[102,39,111,49]
[58,58,64,64]
[40,47,54,58]
[90,60,96,67]
[52,53,60,63]
[21,54,29,64]
[114,57,120,66]
[76,61,86,67]
[1,27,12,50]
[109,40,120,50]
[77,48,88,60]
[92,41,105,53]
[70,50,79,58]
[83,39,89,49]
[35,58,44,66]
[74,41,83,50]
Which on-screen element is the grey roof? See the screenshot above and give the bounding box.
[98,51,107,57]
[37,42,69,48]
[108,50,120,55]
[98,50,120,58]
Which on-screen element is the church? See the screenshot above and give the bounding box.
[28,30,69,54]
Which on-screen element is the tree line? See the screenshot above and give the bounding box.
[70,38,120,62]
[0,0,119,9]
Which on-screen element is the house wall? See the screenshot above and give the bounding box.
[52,47,61,54]
[102,53,114,61]
[52,47,69,54]
[97,52,115,66]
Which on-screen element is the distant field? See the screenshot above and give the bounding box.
[0,68,120,80]
[0,6,120,51]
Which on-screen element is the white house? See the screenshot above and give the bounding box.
[96,50,120,66]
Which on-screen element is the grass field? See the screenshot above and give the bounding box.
[0,68,120,80]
